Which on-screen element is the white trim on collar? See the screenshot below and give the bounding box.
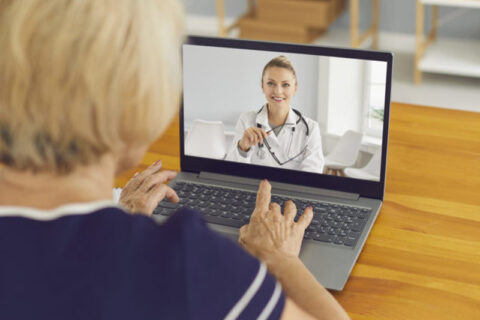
[256,105,297,128]
[0,200,122,221]
[283,107,299,126]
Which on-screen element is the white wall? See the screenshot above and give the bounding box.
[183,44,319,131]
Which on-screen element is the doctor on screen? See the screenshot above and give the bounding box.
[226,56,324,173]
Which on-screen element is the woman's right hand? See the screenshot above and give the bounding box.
[238,127,270,152]
[119,161,179,216]
[239,180,313,265]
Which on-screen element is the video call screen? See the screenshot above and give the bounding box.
[182,44,387,182]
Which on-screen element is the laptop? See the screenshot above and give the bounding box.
[154,36,392,291]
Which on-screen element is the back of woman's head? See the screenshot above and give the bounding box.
[0,0,184,173]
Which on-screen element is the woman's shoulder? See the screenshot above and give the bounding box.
[294,111,319,133]
[299,113,318,126]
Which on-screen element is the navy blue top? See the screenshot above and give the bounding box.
[0,206,285,319]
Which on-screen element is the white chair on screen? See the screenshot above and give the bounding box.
[344,149,382,181]
[185,119,227,159]
[323,130,363,176]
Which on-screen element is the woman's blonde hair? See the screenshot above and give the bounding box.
[261,55,297,84]
[0,0,184,173]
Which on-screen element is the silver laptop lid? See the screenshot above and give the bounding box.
[181,37,392,200]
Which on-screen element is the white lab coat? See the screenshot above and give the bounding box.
[225,105,324,173]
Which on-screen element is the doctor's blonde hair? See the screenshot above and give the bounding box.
[0,0,184,173]
[261,56,297,85]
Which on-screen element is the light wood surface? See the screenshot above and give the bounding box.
[114,102,480,319]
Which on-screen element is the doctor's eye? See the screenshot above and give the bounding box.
[267,81,275,87]
[282,83,291,88]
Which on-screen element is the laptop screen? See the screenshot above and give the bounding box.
[182,40,389,183]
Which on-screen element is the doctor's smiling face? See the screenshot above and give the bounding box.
[262,66,297,114]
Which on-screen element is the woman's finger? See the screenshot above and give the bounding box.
[269,202,281,211]
[253,128,264,144]
[247,128,259,145]
[126,161,163,191]
[269,202,283,221]
[246,130,255,146]
[251,129,261,145]
[158,170,178,182]
[284,200,297,221]
[260,129,270,140]
[297,207,314,229]
[250,134,257,147]
[122,172,139,192]
[139,170,178,192]
[149,184,179,206]
[253,180,271,215]
[123,171,148,192]
[137,160,163,179]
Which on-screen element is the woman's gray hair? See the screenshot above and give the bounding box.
[0,0,184,173]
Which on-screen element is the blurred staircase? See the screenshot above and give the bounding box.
[238,0,346,43]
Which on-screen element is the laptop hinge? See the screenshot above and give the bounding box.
[198,171,360,201]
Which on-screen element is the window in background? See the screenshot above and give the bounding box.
[363,61,387,139]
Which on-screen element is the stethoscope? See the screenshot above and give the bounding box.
[256,106,310,166]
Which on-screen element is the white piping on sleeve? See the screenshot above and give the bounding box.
[224,262,267,320]
[258,281,282,320]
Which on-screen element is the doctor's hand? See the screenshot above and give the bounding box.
[119,160,179,216]
[239,180,313,264]
[238,127,270,152]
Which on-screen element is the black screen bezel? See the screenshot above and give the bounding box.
[181,36,392,200]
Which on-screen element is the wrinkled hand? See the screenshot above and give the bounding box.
[238,127,270,152]
[239,180,313,262]
[119,160,179,216]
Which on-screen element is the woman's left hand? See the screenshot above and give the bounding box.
[239,180,313,263]
[119,160,179,216]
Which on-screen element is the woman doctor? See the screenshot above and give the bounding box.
[226,56,324,173]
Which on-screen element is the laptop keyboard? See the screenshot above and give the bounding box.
[154,182,371,248]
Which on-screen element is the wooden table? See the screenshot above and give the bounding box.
[115,102,480,319]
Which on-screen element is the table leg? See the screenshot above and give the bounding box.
[350,0,359,48]
[350,0,380,49]
[415,0,424,85]
[247,0,255,15]
[216,0,226,37]
[431,5,438,41]
[372,0,379,49]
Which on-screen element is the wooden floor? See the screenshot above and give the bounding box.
[115,102,480,320]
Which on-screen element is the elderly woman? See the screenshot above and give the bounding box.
[0,1,348,319]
